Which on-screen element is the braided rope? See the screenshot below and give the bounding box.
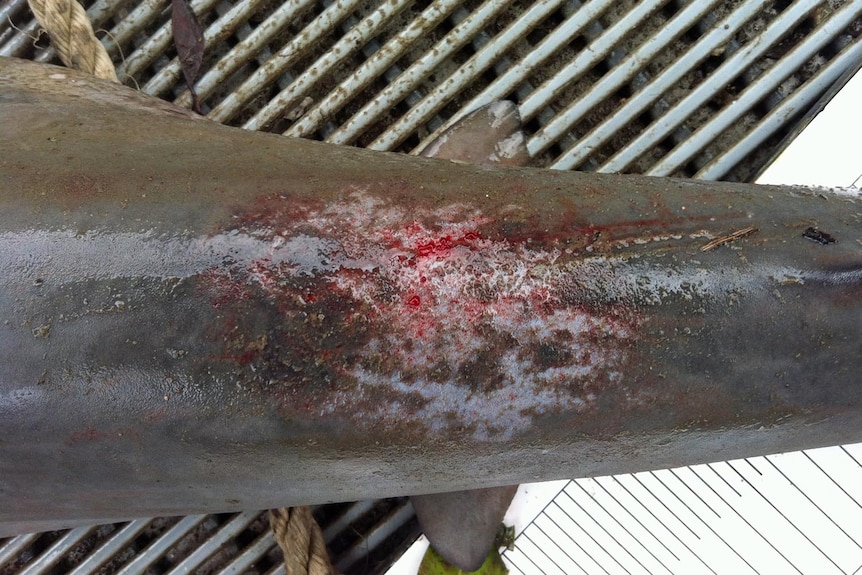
[27,0,118,82]
[270,507,337,575]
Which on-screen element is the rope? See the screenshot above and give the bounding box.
[27,0,118,82]
[270,507,337,575]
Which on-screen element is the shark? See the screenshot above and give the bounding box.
[1,58,860,573]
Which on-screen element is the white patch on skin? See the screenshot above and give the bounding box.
[198,191,763,439]
[220,190,772,439]
[247,191,637,440]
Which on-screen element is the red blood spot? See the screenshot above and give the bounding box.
[305,293,317,303]
[462,231,480,241]
[406,295,421,307]
[416,241,436,256]
[420,276,427,283]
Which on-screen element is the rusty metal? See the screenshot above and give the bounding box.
[1,57,861,537]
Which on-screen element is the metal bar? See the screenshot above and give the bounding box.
[548,0,771,170]
[366,0,568,151]
[518,0,669,123]
[0,0,28,25]
[695,39,862,180]
[766,454,862,553]
[244,0,412,131]
[0,0,124,60]
[67,519,151,575]
[525,523,581,574]
[100,0,169,60]
[115,516,208,575]
[614,474,718,575]
[804,450,862,513]
[592,477,680,563]
[527,0,723,158]
[506,534,556,575]
[600,0,819,173]
[321,500,376,541]
[173,0,317,108]
[0,533,39,569]
[284,0,462,138]
[700,464,805,575]
[412,0,612,153]
[564,486,654,574]
[730,459,845,573]
[207,0,364,123]
[0,17,42,57]
[531,513,596,574]
[165,512,258,575]
[324,0,512,145]
[554,494,633,574]
[143,0,268,98]
[117,0,222,84]
[334,501,415,573]
[215,528,276,575]
[18,527,93,575]
[542,499,612,575]
[655,469,759,573]
[648,1,862,176]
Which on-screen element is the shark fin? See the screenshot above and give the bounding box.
[418,101,530,167]
[411,485,518,572]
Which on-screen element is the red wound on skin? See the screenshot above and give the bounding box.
[208,190,640,441]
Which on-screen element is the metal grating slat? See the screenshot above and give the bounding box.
[66,519,151,575]
[696,40,862,180]
[210,0,366,123]
[285,0,462,138]
[117,0,223,81]
[366,0,568,151]
[0,534,39,571]
[334,499,416,574]
[648,0,862,176]
[114,515,208,575]
[413,0,612,152]
[164,512,258,575]
[520,0,669,124]
[528,0,724,159]
[143,0,269,96]
[17,527,93,575]
[214,530,276,575]
[245,0,413,130]
[547,0,772,170]
[600,0,820,172]
[324,0,513,146]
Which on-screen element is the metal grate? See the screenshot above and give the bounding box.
[0,499,419,575]
[2,0,860,179]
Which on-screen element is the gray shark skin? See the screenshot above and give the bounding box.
[1,57,861,537]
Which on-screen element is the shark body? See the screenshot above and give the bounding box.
[1,58,861,542]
